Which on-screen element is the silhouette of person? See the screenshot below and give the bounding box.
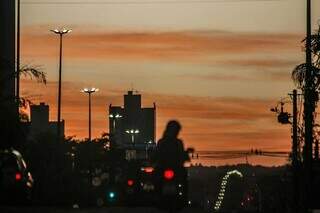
[155,120,187,169]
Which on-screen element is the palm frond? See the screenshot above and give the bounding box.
[18,97,32,108]
[291,63,320,89]
[19,65,47,84]
[292,63,307,89]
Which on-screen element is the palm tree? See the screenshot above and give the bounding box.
[0,62,46,105]
[0,61,46,148]
[17,64,46,118]
[291,25,320,90]
[290,25,320,164]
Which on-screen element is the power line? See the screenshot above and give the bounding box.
[21,0,281,5]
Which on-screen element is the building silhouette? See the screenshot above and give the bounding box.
[0,0,16,110]
[28,102,65,139]
[109,91,156,159]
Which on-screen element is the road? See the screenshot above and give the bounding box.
[0,206,207,213]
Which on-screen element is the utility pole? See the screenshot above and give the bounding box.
[303,0,313,211]
[291,89,299,213]
[50,29,71,142]
[315,139,319,160]
[16,0,20,109]
[81,87,99,142]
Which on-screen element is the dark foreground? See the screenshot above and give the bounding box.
[0,206,207,213]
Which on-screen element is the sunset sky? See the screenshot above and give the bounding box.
[20,0,320,166]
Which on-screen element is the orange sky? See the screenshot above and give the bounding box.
[20,30,297,166]
[19,0,320,166]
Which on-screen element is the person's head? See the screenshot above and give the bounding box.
[163,120,181,139]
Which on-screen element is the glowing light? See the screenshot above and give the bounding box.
[15,173,22,181]
[164,169,175,180]
[127,179,134,186]
[143,167,154,173]
[110,114,122,118]
[213,170,243,211]
[50,28,72,35]
[108,192,115,199]
[81,87,99,94]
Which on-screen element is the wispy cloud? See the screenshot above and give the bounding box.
[22,29,302,63]
[180,70,292,82]
[218,58,299,68]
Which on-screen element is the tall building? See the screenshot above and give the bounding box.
[0,0,16,110]
[29,102,65,139]
[109,91,156,159]
[0,1,18,146]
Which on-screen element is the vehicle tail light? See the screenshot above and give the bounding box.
[127,179,134,186]
[15,173,22,181]
[163,169,174,180]
[144,167,154,173]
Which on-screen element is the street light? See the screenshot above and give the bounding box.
[50,28,72,141]
[109,114,122,132]
[81,87,99,141]
[145,140,153,159]
[125,129,139,145]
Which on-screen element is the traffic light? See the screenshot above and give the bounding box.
[277,112,291,124]
[107,191,116,200]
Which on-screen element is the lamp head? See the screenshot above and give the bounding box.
[81,87,99,94]
[50,28,72,35]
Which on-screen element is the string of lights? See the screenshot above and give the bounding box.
[214,170,243,211]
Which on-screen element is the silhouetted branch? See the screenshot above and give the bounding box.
[19,64,46,84]
[292,26,320,90]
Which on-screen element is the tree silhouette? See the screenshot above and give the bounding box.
[0,61,46,148]
[291,25,320,90]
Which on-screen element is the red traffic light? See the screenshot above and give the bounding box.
[15,173,22,181]
[163,169,175,180]
[127,179,134,186]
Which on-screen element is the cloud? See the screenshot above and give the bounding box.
[21,29,302,63]
[180,70,292,82]
[218,58,299,68]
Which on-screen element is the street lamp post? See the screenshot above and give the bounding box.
[50,28,71,141]
[145,140,153,159]
[81,87,99,142]
[125,129,139,145]
[109,114,122,132]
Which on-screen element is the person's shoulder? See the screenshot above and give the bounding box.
[176,138,184,148]
[177,138,183,143]
[158,138,165,142]
[157,138,165,145]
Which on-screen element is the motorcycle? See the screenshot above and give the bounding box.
[155,147,194,212]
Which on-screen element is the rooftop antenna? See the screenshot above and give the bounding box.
[130,83,134,92]
[129,83,139,94]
